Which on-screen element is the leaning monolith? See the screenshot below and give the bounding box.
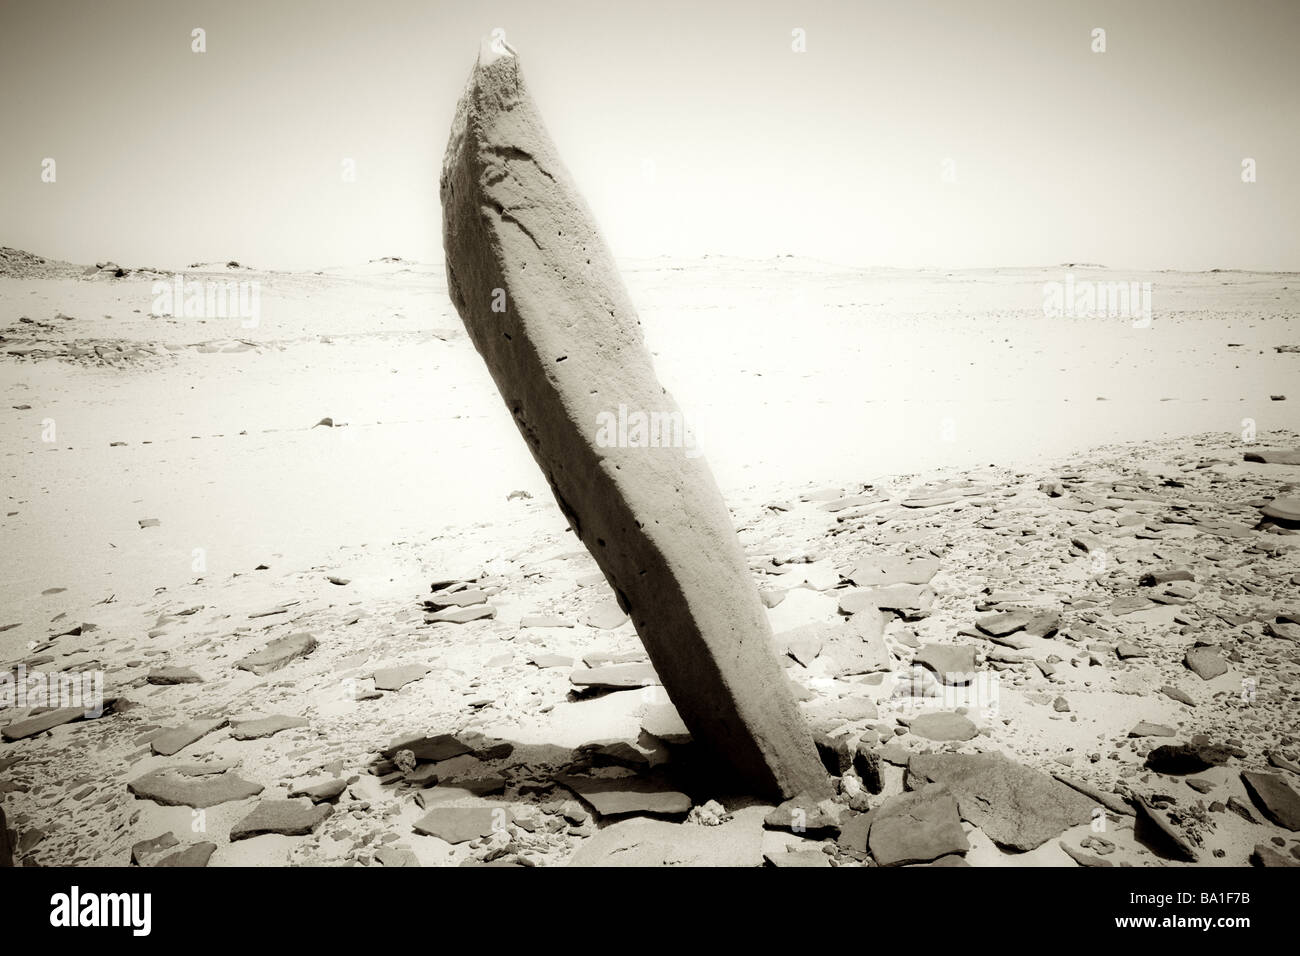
[439,40,827,799]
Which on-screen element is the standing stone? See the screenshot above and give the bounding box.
[439,40,825,798]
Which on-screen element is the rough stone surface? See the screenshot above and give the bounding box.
[1184,645,1228,680]
[558,774,692,818]
[150,718,226,756]
[235,632,317,675]
[569,805,767,866]
[1241,771,1300,830]
[373,664,430,691]
[909,712,978,742]
[229,715,308,740]
[868,784,969,866]
[146,667,203,685]
[229,799,332,841]
[412,807,501,843]
[439,41,825,798]
[907,751,1097,850]
[128,766,264,808]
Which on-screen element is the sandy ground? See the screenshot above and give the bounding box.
[1,255,1298,867]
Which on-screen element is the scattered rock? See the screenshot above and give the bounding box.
[909,712,978,742]
[229,715,308,740]
[128,766,264,808]
[1184,646,1228,680]
[908,752,1097,850]
[1240,771,1300,830]
[868,784,969,866]
[229,799,333,840]
[558,774,691,818]
[235,632,318,675]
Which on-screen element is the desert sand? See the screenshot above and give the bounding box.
[2,249,1298,866]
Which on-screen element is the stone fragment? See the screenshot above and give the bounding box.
[128,766,264,808]
[1240,771,1300,830]
[424,604,496,624]
[146,667,203,685]
[373,664,430,691]
[845,556,939,587]
[229,799,332,840]
[908,752,1096,850]
[909,712,978,742]
[1134,798,1199,862]
[229,715,308,740]
[1184,646,1228,680]
[570,805,767,867]
[151,718,226,757]
[557,774,691,818]
[868,784,968,866]
[289,778,347,803]
[569,663,660,690]
[1129,721,1176,738]
[235,632,317,675]
[913,644,977,684]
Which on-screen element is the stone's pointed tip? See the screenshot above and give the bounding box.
[477,34,517,68]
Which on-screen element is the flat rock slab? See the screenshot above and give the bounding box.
[289,778,347,803]
[909,712,978,742]
[1129,721,1176,738]
[2,706,98,741]
[151,718,226,756]
[383,733,470,763]
[230,799,332,841]
[641,702,692,744]
[236,632,317,675]
[569,663,660,690]
[229,715,308,740]
[765,848,832,867]
[152,842,218,867]
[764,792,843,835]
[1262,496,1300,521]
[868,783,969,866]
[373,664,430,691]
[1241,771,1300,830]
[570,805,767,866]
[528,653,573,668]
[839,585,933,616]
[440,41,825,800]
[907,751,1096,851]
[412,807,503,844]
[583,602,630,630]
[424,605,496,624]
[845,556,939,587]
[1134,799,1199,862]
[520,615,574,628]
[128,766,264,808]
[146,667,203,685]
[913,644,978,684]
[817,612,890,678]
[558,774,691,818]
[1184,646,1228,680]
[374,847,422,867]
[426,588,488,608]
[1245,449,1300,465]
[975,609,1034,636]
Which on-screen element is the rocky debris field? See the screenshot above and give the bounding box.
[3,430,1300,867]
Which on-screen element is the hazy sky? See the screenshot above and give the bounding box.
[2,0,1297,271]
